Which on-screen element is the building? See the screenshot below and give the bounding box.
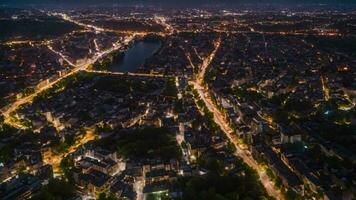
[280,124,302,144]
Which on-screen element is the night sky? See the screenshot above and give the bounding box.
[0,0,355,10]
[1,0,355,6]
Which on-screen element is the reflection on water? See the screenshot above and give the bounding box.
[110,41,161,72]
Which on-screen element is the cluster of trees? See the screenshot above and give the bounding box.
[288,100,356,154]
[34,72,95,102]
[162,77,178,98]
[0,124,18,162]
[93,51,125,71]
[269,92,315,123]
[233,86,264,102]
[116,127,182,161]
[266,168,283,189]
[176,169,272,200]
[31,178,76,200]
[0,126,37,163]
[31,156,77,200]
[191,86,220,132]
[0,114,4,125]
[60,156,75,182]
[52,134,76,154]
[173,99,184,114]
[21,87,36,97]
[92,76,157,94]
[283,189,303,200]
[316,119,355,154]
[8,111,32,129]
[95,123,114,134]
[146,192,169,200]
[255,165,305,200]
[97,192,119,200]
[0,16,81,41]
[0,95,16,109]
[96,126,182,161]
[305,35,356,57]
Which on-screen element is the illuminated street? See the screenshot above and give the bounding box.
[1,35,136,128]
[190,39,284,199]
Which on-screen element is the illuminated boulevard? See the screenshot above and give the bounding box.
[1,35,135,129]
[84,69,170,78]
[190,39,284,200]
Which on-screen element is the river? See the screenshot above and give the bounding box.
[109,41,161,72]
